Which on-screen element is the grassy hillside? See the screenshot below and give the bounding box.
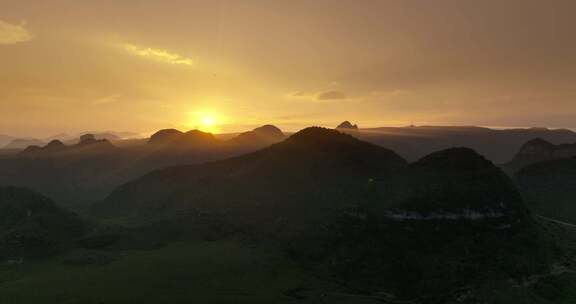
[0,222,575,304]
[0,238,381,304]
[516,157,576,223]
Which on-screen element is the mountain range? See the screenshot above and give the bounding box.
[505,138,576,172]
[1,122,576,211]
[1,124,576,302]
[91,127,558,301]
[356,125,576,163]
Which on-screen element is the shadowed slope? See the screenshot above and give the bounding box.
[148,129,184,145]
[96,127,407,235]
[303,148,553,301]
[228,124,285,147]
[367,147,530,224]
[0,186,85,259]
[516,156,576,223]
[505,138,576,172]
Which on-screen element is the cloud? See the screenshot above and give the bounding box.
[0,20,33,45]
[285,91,313,99]
[291,91,307,97]
[121,43,193,66]
[317,90,347,100]
[285,90,350,102]
[92,94,122,106]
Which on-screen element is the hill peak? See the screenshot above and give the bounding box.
[413,147,494,171]
[184,129,213,136]
[46,139,65,148]
[180,129,217,141]
[336,121,358,130]
[148,129,184,144]
[505,137,576,171]
[285,127,356,144]
[228,124,285,146]
[79,134,97,145]
[252,124,283,137]
[521,138,555,150]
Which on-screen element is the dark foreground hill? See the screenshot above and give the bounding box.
[369,147,529,219]
[0,129,572,303]
[505,138,576,173]
[93,129,561,302]
[291,148,554,300]
[0,186,85,259]
[95,127,407,235]
[516,157,576,223]
[0,126,573,303]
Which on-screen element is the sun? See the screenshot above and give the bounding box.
[200,116,216,128]
[198,115,218,132]
[188,110,223,133]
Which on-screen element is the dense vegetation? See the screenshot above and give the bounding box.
[0,186,85,259]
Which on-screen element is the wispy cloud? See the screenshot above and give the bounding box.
[285,90,350,102]
[121,43,193,66]
[317,90,347,100]
[92,94,122,106]
[0,20,33,45]
[285,91,314,100]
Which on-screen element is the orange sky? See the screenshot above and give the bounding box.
[1,0,576,137]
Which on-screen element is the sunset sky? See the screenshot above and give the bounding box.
[1,0,576,137]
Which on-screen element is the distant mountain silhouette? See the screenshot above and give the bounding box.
[20,139,67,156]
[3,138,45,150]
[77,131,137,141]
[0,129,238,206]
[355,125,576,162]
[336,120,358,130]
[0,186,85,259]
[45,139,66,149]
[44,133,73,142]
[72,134,115,151]
[148,129,184,144]
[505,138,576,172]
[79,134,97,145]
[81,132,120,142]
[20,134,115,157]
[228,124,285,147]
[148,129,218,149]
[4,124,576,213]
[0,134,15,147]
[174,130,219,147]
